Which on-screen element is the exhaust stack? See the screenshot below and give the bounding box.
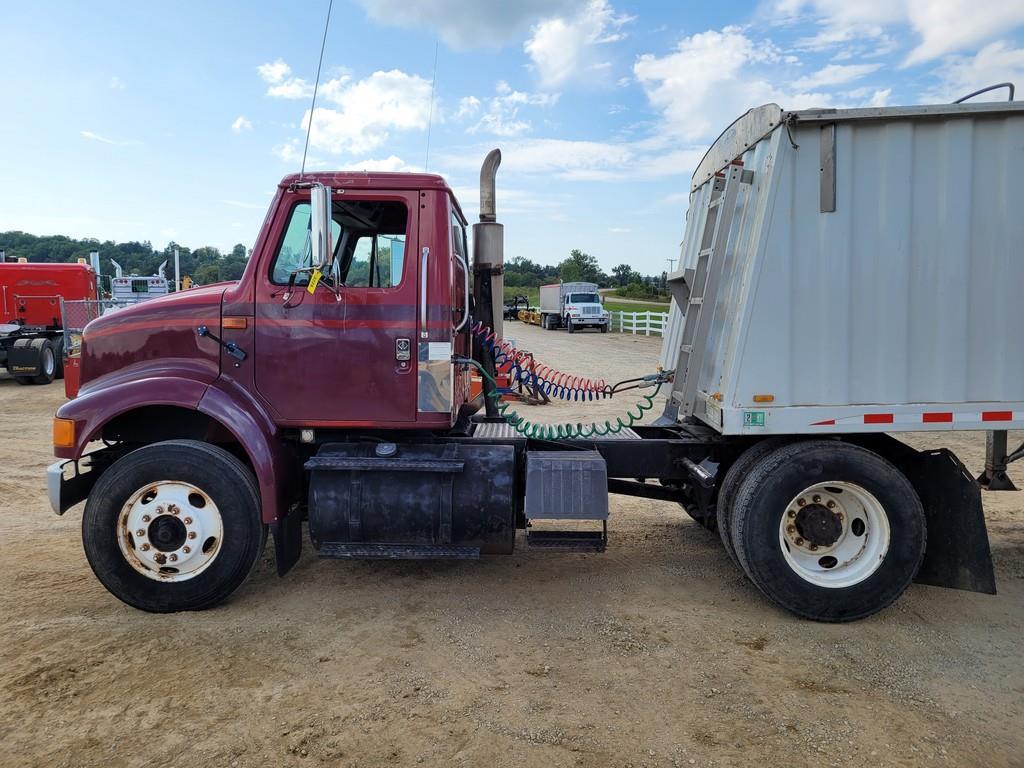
[472,149,505,416]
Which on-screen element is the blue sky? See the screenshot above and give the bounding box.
[2,1,1023,275]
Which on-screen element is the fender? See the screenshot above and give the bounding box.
[198,379,297,524]
[55,374,211,459]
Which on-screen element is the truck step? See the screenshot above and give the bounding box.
[526,529,607,553]
[319,542,480,560]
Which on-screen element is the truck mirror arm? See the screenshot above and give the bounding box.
[196,325,247,361]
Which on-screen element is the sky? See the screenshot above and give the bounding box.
[2,0,1023,275]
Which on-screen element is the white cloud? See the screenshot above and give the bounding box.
[793,63,881,90]
[927,41,1024,101]
[346,155,419,172]
[775,1,1024,64]
[905,1,1024,65]
[257,58,315,99]
[524,0,634,87]
[458,81,558,137]
[231,116,253,134]
[80,130,138,146]
[608,227,631,233]
[633,27,799,143]
[257,59,291,84]
[262,63,434,156]
[354,0,582,47]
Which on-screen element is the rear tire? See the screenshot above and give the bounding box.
[730,440,926,622]
[82,440,265,612]
[31,338,56,384]
[716,438,791,572]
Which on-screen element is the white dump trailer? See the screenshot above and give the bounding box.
[646,98,1023,620]
[661,100,1024,437]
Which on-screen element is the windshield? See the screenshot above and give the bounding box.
[569,293,600,303]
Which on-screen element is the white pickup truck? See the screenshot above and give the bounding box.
[538,281,610,333]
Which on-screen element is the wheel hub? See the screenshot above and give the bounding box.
[148,515,187,552]
[794,504,842,547]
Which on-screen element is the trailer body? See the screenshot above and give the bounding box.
[660,101,1024,436]
[0,262,97,384]
[538,281,609,332]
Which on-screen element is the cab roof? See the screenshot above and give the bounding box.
[277,171,468,224]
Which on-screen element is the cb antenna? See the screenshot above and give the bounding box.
[424,39,439,171]
[300,0,334,180]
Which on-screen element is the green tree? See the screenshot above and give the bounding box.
[612,263,640,286]
[558,249,605,284]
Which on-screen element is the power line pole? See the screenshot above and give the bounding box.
[666,257,677,273]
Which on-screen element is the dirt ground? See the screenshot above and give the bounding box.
[1,322,1021,768]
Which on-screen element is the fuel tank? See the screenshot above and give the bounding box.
[306,442,517,556]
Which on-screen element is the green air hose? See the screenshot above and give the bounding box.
[463,358,665,439]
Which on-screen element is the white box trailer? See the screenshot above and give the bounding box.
[660,100,1024,437]
[539,281,609,332]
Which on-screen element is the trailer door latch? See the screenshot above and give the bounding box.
[197,325,247,361]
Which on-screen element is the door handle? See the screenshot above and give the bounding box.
[420,246,429,339]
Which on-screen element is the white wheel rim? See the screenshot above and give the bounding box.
[778,481,890,588]
[116,481,224,582]
[42,347,55,375]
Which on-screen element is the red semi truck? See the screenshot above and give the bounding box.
[0,261,97,384]
[47,137,1012,621]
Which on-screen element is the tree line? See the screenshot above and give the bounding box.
[504,249,669,300]
[0,231,250,287]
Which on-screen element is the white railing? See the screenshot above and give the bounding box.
[611,310,669,336]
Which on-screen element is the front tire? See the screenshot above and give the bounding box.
[730,440,926,622]
[82,440,264,612]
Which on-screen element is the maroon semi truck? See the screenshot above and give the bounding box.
[48,151,999,621]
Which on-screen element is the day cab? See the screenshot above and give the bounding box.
[49,171,479,611]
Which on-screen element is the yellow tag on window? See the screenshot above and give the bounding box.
[306,269,322,294]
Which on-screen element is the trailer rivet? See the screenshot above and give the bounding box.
[188,531,197,540]
[812,494,821,503]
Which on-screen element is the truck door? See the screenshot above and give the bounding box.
[254,191,419,425]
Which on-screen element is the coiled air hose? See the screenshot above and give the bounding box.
[457,353,668,440]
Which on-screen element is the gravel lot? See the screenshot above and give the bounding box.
[1,322,1021,767]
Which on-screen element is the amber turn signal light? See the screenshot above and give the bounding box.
[752,394,775,403]
[222,316,247,330]
[53,418,75,448]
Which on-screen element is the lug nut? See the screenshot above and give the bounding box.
[183,546,191,554]
[169,554,178,562]
[797,498,806,507]
[184,517,193,525]
[141,543,151,551]
[795,537,805,546]
[188,531,197,540]
[136,528,146,537]
[810,544,818,551]
[155,506,164,514]
[786,524,796,534]
[154,553,166,564]
[142,515,151,523]
[812,494,821,503]
[826,501,835,509]
[168,504,179,515]
[787,509,796,518]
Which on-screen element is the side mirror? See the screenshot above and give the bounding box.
[310,184,333,268]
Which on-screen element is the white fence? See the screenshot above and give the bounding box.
[610,310,669,336]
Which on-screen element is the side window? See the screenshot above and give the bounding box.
[270,199,407,288]
[451,210,468,324]
[270,202,341,285]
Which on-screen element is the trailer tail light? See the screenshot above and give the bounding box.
[53,418,75,449]
[752,394,774,403]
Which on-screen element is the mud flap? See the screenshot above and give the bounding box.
[271,509,303,577]
[906,449,997,594]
